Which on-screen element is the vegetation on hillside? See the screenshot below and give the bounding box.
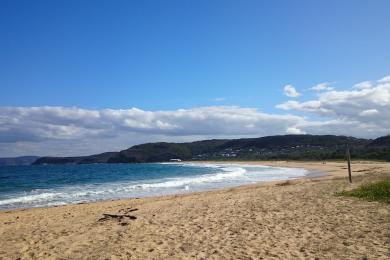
[32,134,390,165]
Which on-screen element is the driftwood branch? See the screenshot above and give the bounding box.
[99,209,137,221]
[119,208,139,214]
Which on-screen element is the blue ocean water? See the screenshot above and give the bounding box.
[0,163,308,209]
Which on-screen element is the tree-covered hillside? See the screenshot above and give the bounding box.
[32,135,390,165]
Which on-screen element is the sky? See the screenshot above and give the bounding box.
[1,0,390,157]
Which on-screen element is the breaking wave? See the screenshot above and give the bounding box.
[0,163,308,209]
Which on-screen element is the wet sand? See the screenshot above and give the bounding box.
[0,161,389,259]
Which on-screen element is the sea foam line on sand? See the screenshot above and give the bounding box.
[0,162,308,209]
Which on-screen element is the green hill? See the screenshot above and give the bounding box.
[32,134,390,165]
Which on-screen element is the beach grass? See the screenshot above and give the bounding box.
[338,179,390,203]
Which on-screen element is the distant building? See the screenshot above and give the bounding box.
[170,159,182,162]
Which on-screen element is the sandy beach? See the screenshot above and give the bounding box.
[0,161,389,259]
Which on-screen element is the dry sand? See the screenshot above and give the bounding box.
[0,161,389,259]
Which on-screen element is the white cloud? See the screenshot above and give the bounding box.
[277,76,390,138]
[286,127,305,134]
[0,106,306,156]
[353,81,373,90]
[311,82,334,91]
[359,109,378,116]
[276,100,329,114]
[2,74,390,157]
[378,75,390,83]
[283,84,301,97]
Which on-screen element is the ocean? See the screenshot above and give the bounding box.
[0,162,308,210]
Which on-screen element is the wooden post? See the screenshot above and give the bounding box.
[346,146,352,183]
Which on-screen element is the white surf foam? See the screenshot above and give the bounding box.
[0,192,67,206]
[0,163,308,209]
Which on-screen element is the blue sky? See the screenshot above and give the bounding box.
[1,0,389,111]
[1,0,390,156]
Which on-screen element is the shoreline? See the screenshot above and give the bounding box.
[1,161,322,212]
[0,160,383,213]
[0,160,379,213]
[1,161,389,259]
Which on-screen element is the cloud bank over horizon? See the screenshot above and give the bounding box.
[1,75,390,157]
